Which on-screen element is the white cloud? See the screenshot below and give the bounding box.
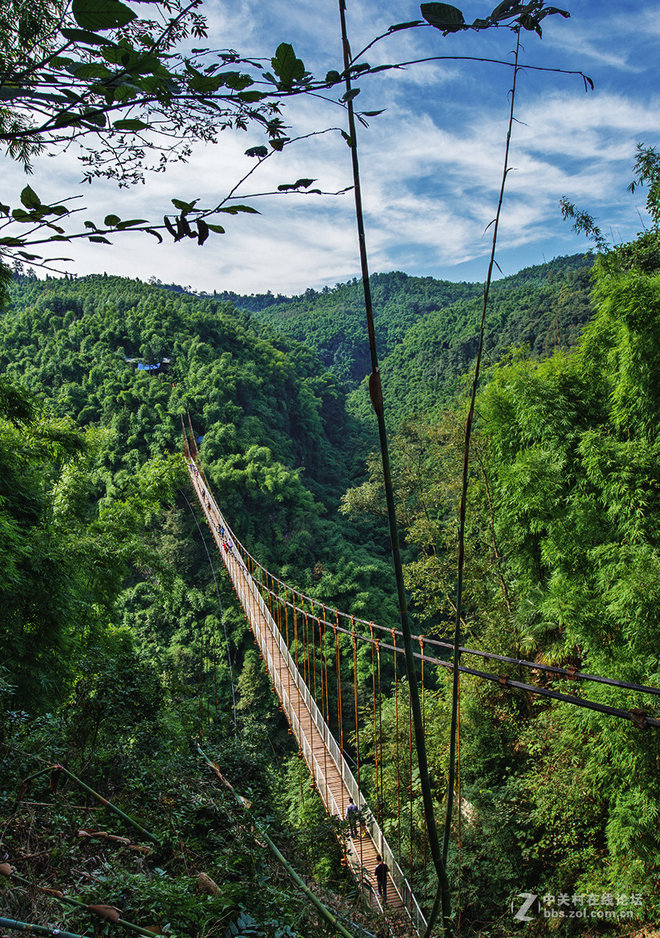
[544,2,660,70]
[2,0,657,293]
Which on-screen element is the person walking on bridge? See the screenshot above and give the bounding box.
[374,855,389,903]
[345,797,359,836]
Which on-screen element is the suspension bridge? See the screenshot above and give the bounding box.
[186,459,425,935]
[183,427,660,937]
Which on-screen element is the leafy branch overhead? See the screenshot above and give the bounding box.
[0,1,337,266]
[418,0,570,36]
[0,0,292,185]
[0,0,593,270]
[1,0,589,185]
[0,173,350,265]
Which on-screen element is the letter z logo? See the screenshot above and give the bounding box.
[512,892,538,922]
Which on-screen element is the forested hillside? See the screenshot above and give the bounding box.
[0,273,400,624]
[341,230,660,930]
[251,272,482,386]
[0,273,400,936]
[2,235,659,938]
[349,254,595,421]
[248,255,593,412]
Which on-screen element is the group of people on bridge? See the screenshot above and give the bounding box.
[345,798,389,903]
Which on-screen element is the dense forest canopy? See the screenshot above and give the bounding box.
[1,227,659,936]
[0,268,404,934]
[2,0,658,934]
[0,272,413,705]
[248,255,594,399]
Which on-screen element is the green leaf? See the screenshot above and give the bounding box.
[81,109,107,127]
[53,112,82,128]
[60,27,115,45]
[88,235,112,243]
[70,63,113,80]
[236,91,265,102]
[270,43,305,89]
[491,0,518,17]
[113,119,149,131]
[216,205,259,215]
[277,179,316,192]
[72,0,137,31]
[176,216,192,239]
[104,214,121,226]
[0,85,28,101]
[127,53,163,76]
[111,83,140,103]
[217,71,253,91]
[101,45,135,65]
[187,74,225,94]
[20,186,41,210]
[245,146,268,158]
[206,224,225,233]
[519,12,542,33]
[171,199,198,213]
[388,20,423,31]
[115,218,148,228]
[420,2,465,31]
[196,219,209,245]
[325,70,341,84]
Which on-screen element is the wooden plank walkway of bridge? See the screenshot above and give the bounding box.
[188,465,426,937]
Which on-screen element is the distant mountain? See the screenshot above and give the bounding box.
[348,253,596,421]
[248,256,595,414]
[8,253,596,439]
[149,278,293,313]
[250,271,484,385]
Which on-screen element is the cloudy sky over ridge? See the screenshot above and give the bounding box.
[6,0,659,294]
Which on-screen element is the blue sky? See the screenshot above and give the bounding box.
[6,0,659,293]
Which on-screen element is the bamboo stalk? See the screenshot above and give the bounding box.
[336,2,450,934]
[0,918,86,938]
[17,764,159,845]
[444,24,522,869]
[7,871,155,938]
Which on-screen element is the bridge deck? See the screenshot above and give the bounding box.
[188,467,425,936]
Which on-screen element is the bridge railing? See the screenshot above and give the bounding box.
[190,469,427,936]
